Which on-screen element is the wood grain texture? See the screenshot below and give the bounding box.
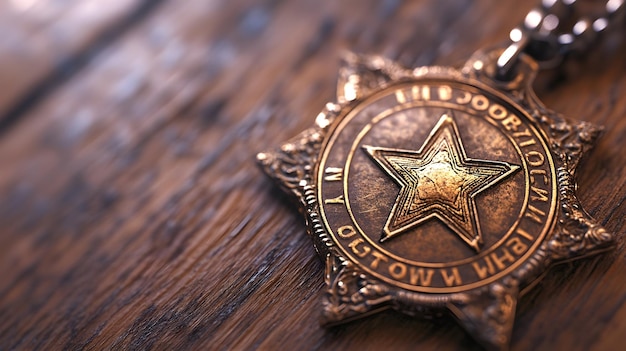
[0,0,164,129]
[0,0,624,350]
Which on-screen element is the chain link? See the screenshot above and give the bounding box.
[497,0,625,79]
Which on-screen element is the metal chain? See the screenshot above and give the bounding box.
[497,0,625,79]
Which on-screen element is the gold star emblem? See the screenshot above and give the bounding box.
[364,113,520,251]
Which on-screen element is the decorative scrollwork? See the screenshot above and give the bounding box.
[336,52,408,103]
[527,99,615,261]
[257,128,324,202]
[449,281,519,351]
[548,165,615,260]
[321,250,393,325]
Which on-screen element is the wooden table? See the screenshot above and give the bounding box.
[1,1,624,350]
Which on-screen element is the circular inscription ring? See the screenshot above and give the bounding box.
[317,78,557,293]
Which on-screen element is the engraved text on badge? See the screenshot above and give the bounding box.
[317,81,557,293]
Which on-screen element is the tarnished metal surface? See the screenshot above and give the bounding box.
[258,50,615,350]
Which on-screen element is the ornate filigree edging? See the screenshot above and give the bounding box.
[465,49,615,262]
[321,249,393,325]
[256,127,324,202]
[528,100,615,261]
[320,247,520,350]
[337,51,408,103]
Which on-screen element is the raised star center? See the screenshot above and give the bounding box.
[411,147,475,207]
[364,112,520,252]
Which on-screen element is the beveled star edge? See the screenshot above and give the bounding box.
[364,113,521,252]
[256,49,615,350]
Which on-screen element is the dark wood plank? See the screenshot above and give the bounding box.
[0,0,162,129]
[0,0,624,350]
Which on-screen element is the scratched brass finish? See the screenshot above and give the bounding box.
[363,113,520,252]
[256,50,615,350]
